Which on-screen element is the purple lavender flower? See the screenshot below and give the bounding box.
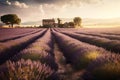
[0,59,59,80]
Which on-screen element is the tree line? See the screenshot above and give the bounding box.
[0,14,82,28]
[57,17,82,28]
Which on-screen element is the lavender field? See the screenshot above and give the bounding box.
[0,28,120,80]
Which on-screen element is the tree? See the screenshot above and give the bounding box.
[1,14,21,28]
[57,18,61,24]
[57,18,63,28]
[73,17,82,28]
[69,22,74,28]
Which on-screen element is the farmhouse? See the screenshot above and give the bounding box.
[42,19,55,27]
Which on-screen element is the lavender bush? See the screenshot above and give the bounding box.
[0,29,42,42]
[0,59,59,80]
[12,49,58,71]
[62,32,120,53]
[10,29,58,70]
[83,53,120,80]
[76,32,120,40]
[52,30,113,70]
[0,29,47,64]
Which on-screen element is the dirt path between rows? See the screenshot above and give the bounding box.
[54,43,85,80]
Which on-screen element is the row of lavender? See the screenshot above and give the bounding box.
[0,28,42,42]
[0,29,47,64]
[61,32,120,53]
[0,29,60,80]
[75,32,120,40]
[0,28,119,80]
[54,28,120,42]
[54,28,120,39]
[0,28,35,36]
[54,28,120,35]
[52,30,120,80]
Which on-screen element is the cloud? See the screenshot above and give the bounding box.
[39,5,45,16]
[0,0,102,9]
[6,0,102,6]
[0,0,103,22]
[13,1,29,8]
[0,0,29,8]
[80,0,102,4]
[30,0,101,4]
[6,0,11,5]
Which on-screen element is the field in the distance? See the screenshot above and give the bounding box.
[0,28,120,80]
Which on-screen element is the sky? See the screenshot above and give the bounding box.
[0,0,120,23]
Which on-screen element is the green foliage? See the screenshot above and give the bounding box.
[57,18,63,28]
[57,18,61,25]
[58,24,64,28]
[43,25,52,28]
[69,22,74,27]
[1,14,21,27]
[73,17,82,28]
